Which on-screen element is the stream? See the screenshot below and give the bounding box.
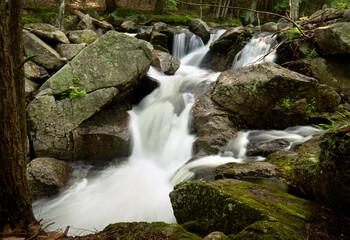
[32,30,321,235]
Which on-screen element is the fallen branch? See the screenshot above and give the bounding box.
[73,10,114,31]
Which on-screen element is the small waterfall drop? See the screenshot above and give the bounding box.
[232,33,277,69]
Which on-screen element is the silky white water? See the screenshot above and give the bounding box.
[32,30,320,235]
[232,33,277,69]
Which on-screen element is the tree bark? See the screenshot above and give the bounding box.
[0,0,36,231]
[290,0,299,21]
[55,0,65,30]
[104,0,118,14]
[155,0,164,14]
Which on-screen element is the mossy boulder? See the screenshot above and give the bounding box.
[152,50,180,75]
[267,128,350,216]
[211,62,341,129]
[314,22,350,56]
[102,222,202,239]
[170,179,336,238]
[189,18,210,44]
[24,23,69,44]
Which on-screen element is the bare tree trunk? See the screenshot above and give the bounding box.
[55,0,65,30]
[0,0,36,231]
[289,0,299,21]
[223,0,231,18]
[105,0,118,14]
[216,0,222,18]
[155,0,164,14]
[244,0,258,24]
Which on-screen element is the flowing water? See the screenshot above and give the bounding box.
[232,32,278,69]
[33,30,320,235]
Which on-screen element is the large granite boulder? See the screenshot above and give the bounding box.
[24,23,69,44]
[27,157,71,200]
[189,18,210,44]
[152,50,180,75]
[27,31,155,160]
[120,20,137,33]
[314,22,350,56]
[191,90,238,157]
[170,179,349,238]
[72,106,131,162]
[23,29,66,70]
[211,62,341,129]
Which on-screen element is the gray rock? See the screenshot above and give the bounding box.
[23,29,66,70]
[120,20,137,33]
[189,18,210,44]
[72,107,131,162]
[68,30,99,44]
[211,62,341,129]
[203,232,228,240]
[191,90,238,157]
[152,50,180,75]
[77,14,96,31]
[25,79,39,97]
[215,161,278,180]
[55,43,86,61]
[24,60,48,83]
[27,88,119,160]
[62,15,80,31]
[259,22,278,32]
[28,31,155,160]
[314,22,350,56]
[27,157,71,200]
[152,22,168,32]
[24,23,69,44]
[150,31,168,50]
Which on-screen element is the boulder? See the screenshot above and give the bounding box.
[40,31,155,95]
[55,43,86,61]
[68,30,99,44]
[77,14,97,31]
[189,18,211,44]
[201,27,251,71]
[191,90,238,157]
[103,222,201,239]
[247,138,290,157]
[314,22,350,56]
[267,129,350,216]
[120,20,137,33]
[152,22,168,32]
[28,31,155,160]
[23,29,66,70]
[259,22,278,32]
[24,60,49,84]
[27,157,71,200]
[150,31,168,50]
[170,179,348,238]
[135,29,152,42]
[24,23,69,44]
[276,18,293,31]
[62,15,80,31]
[27,88,119,160]
[72,106,131,162]
[211,62,341,129]
[25,79,39,97]
[152,50,180,75]
[309,8,343,22]
[215,162,278,180]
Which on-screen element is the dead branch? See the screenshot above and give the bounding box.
[73,10,114,31]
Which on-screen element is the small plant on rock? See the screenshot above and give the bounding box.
[282,97,291,108]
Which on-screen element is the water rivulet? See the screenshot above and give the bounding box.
[32,30,319,235]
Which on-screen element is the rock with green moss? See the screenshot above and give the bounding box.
[267,129,350,216]
[189,18,211,44]
[314,22,350,56]
[211,62,341,129]
[68,29,99,44]
[23,29,66,70]
[152,50,180,75]
[24,23,69,44]
[170,179,349,239]
[102,222,202,239]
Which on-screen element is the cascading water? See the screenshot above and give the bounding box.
[232,32,278,69]
[33,29,320,235]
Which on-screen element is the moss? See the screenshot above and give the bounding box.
[103,222,202,239]
[230,221,301,240]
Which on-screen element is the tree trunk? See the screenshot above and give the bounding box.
[105,0,117,14]
[289,0,299,21]
[155,0,164,14]
[0,0,36,231]
[55,0,65,30]
[244,0,258,24]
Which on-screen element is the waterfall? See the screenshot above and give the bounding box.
[232,33,278,69]
[32,29,320,236]
[172,31,204,59]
